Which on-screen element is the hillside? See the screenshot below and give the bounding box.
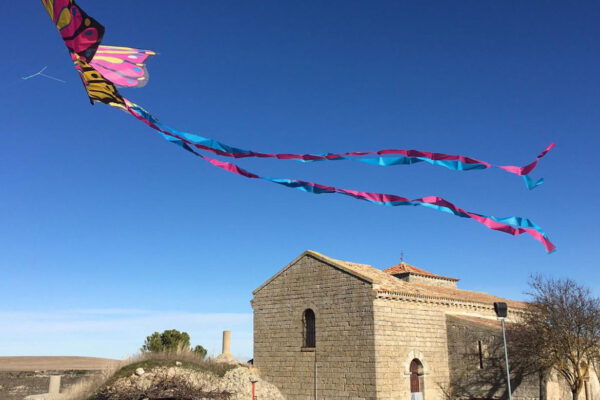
[89,360,284,400]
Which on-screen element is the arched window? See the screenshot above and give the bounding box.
[410,358,425,398]
[302,309,316,348]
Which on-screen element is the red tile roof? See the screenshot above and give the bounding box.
[307,251,526,309]
[254,251,526,310]
[383,262,459,281]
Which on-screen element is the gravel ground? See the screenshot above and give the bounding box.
[99,365,285,400]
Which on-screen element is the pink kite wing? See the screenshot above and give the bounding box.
[41,0,105,61]
[90,45,156,88]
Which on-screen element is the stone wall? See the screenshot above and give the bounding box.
[372,296,451,400]
[252,254,377,399]
[446,314,541,400]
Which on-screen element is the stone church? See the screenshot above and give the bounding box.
[251,250,600,400]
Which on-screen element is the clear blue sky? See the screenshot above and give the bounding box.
[1,1,598,359]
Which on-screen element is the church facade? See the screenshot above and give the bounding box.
[251,250,599,400]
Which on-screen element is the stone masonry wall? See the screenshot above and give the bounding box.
[372,297,451,400]
[253,255,377,399]
[446,314,540,400]
[370,293,526,400]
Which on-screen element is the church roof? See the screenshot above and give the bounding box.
[447,314,508,330]
[383,262,459,281]
[274,250,526,310]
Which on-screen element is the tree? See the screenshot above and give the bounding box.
[142,329,191,353]
[509,275,600,400]
[143,331,165,353]
[193,345,207,359]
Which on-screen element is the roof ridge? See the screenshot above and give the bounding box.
[383,261,459,281]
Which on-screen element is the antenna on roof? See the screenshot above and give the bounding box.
[400,251,404,264]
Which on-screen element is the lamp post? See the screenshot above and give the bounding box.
[249,377,258,400]
[494,302,512,400]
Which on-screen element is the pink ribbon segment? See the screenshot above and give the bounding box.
[498,143,555,175]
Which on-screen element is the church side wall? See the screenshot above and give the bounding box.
[446,314,541,400]
[252,255,377,400]
[372,297,451,400]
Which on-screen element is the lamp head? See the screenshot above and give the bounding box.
[494,302,508,318]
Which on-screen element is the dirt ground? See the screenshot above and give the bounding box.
[0,356,120,371]
[0,357,120,400]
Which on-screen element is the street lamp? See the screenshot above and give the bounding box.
[494,302,512,400]
[249,377,259,400]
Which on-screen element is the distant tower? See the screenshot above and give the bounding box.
[215,330,239,364]
[222,330,231,355]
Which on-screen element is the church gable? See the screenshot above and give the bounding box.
[252,250,375,297]
[252,251,378,399]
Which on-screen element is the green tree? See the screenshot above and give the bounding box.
[193,345,207,359]
[143,332,164,353]
[142,329,191,353]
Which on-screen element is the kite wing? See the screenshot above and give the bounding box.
[71,53,125,106]
[41,0,104,62]
[90,46,156,88]
[41,0,123,106]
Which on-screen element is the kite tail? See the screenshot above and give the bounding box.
[195,144,556,253]
[122,100,552,188]
[125,100,555,253]
[498,143,555,189]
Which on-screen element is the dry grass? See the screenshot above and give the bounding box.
[58,367,121,400]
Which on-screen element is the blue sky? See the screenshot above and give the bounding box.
[1,1,599,359]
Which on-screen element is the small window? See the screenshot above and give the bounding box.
[302,309,316,348]
[478,340,484,369]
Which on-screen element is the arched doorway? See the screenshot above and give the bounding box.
[410,358,424,400]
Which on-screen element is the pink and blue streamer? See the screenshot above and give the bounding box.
[126,103,553,190]
[125,101,556,253]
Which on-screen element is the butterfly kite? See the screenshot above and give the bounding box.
[40,0,556,252]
